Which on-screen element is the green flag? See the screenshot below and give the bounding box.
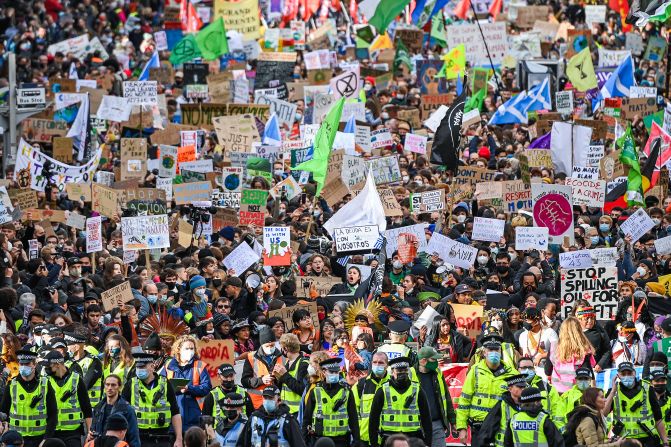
[465,87,486,113]
[196,17,230,61]
[367,0,412,33]
[566,48,597,92]
[169,34,202,65]
[430,14,447,47]
[617,124,644,206]
[393,40,412,74]
[291,98,345,195]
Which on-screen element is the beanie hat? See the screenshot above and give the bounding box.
[478,147,491,159]
[105,414,129,431]
[259,327,276,345]
[189,275,206,290]
[219,226,236,241]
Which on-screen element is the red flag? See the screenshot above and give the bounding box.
[280,0,299,26]
[349,0,358,23]
[609,0,632,32]
[453,0,471,19]
[180,0,202,33]
[302,0,321,20]
[489,0,502,20]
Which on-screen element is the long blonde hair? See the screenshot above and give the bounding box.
[172,335,198,365]
[556,317,594,362]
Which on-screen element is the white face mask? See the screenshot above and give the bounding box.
[508,252,517,262]
[618,335,628,343]
[491,320,503,331]
[477,256,489,265]
[262,345,275,355]
[637,267,647,277]
[307,365,317,376]
[180,347,195,362]
[456,215,466,223]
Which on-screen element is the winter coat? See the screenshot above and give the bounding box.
[575,406,620,447]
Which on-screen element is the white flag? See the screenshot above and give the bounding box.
[68,62,78,80]
[67,94,89,162]
[323,169,387,237]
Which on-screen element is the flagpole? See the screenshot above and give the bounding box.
[468,1,503,94]
[304,194,319,239]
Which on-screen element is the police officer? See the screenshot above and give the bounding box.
[303,357,359,447]
[376,320,416,364]
[651,370,671,440]
[121,352,183,447]
[369,357,431,447]
[274,333,308,417]
[556,366,592,432]
[49,337,83,376]
[504,387,564,447]
[353,352,389,447]
[64,331,103,408]
[43,349,92,447]
[204,363,253,420]
[237,385,305,447]
[211,392,248,447]
[474,374,526,447]
[456,333,518,444]
[516,357,560,423]
[0,349,56,447]
[605,361,669,447]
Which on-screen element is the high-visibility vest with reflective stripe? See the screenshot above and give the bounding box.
[280,358,304,415]
[103,361,133,388]
[219,418,246,447]
[78,355,102,408]
[661,394,671,438]
[165,360,208,410]
[50,372,84,431]
[376,343,411,362]
[9,376,49,436]
[510,412,549,447]
[353,374,388,442]
[556,385,581,432]
[380,382,421,433]
[211,385,247,433]
[613,384,656,439]
[313,386,349,437]
[249,414,290,447]
[495,401,519,447]
[456,361,514,429]
[129,376,171,430]
[247,354,283,409]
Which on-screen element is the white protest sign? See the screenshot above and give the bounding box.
[598,48,631,68]
[620,208,655,243]
[121,215,170,250]
[561,266,618,320]
[531,183,574,245]
[626,33,645,55]
[404,133,428,154]
[333,225,380,253]
[472,217,505,243]
[333,132,356,155]
[586,145,605,167]
[590,247,618,266]
[665,104,671,135]
[66,211,86,230]
[154,31,168,51]
[630,86,657,98]
[370,129,393,149]
[158,145,178,178]
[223,241,261,276]
[97,95,133,122]
[515,227,549,251]
[180,159,214,173]
[559,250,593,269]
[572,166,600,179]
[329,70,361,100]
[555,90,574,115]
[156,177,173,202]
[423,105,448,132]
[426,232,478,269]
[355,126,371,151]
[585,5,606,25]
[446,22,507,65]
[262,227,291,266]
[122,81,158,105]
[86,216,103,253]
[255,96,297,127]
[654,235,671,255]
[55,93,86,110]
[384,224,428,257]
[565,177,606,207]
[367,156,402,184]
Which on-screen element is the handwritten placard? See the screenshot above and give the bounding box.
[101,281,134,312]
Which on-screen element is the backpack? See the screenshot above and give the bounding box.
[563,405,601,447]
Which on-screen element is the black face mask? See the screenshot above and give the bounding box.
[165,281,177,289]
[81,266,92,274]
[522,322,532,331]
[221,380,235,389]
[496,265,509,274]
[653,385,667,394]
[487,282,500,291]
[225,410,238,420]
[395,374,410,385]
[212,279,223,288]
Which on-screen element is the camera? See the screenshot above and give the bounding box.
[307,236,332,254]
[180,206,217,224]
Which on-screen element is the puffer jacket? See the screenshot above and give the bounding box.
[575,407,620,447]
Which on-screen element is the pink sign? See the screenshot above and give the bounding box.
[533,193,573,236]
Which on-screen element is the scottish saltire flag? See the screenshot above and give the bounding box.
[263,114,282,146]
[489,78,551,125]
[595,366,643,392]
[138,51,160,82]
[592,54,635,110]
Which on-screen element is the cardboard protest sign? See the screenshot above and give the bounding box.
[515,227,549,251]
[120,215,170,250]
[101,281,134,312]
[561,266,618,319]
[379,188,403,217]
[52,137,73,163]
[410,190,445,213]
[9,189,39,211]
[86,216,103,253]
[426,232,478,269]
[531,184,574,245]
[213,0,260,40]
[173,181,212,205]
[223,241,260,276]
[454,166,498,187]
[268,302,319,332]
[472,217,505,243]
[65,211,86,230]
[92,184,120,218]
[124,188,168,215]
[475,182,503,200]
[240,189,268,226]
[452,304,484,340]
[120,138,147,180]
[196,339,235,386]
[263,227,291,266]
[620,208,655,243]
[294,277,342,298]
[333,225,380,253]
[384,224,428,257]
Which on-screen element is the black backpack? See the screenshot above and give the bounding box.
[563,405,601,447]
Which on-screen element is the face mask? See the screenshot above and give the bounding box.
[195,289,207,298]
[81,266,93,274]
[402,175,410,183]
[381,112,390,120]
[110,347,121,357]
[181,348,195,362]
[263,399,277,413]
[426,361,439,371]
[392,260,403,270]
[166,281,177,290]
[225,410,238,420]
[147,295,158,304]
[273,169,284,177]
[637,267,647,277]
[477,256,489,265]
[490,320,503,331]
[397,94,405,100]
[364,84,372,92]
[599,224,610,232]
[651,366,665,374]
[487,351,501,365]
[520,368,535,381]
[653,218,662,227]
[326,373,339,384]
[136,368,149,380]
[653,385,667,394]
[487,281,500,290]
[307,365,317,376]
[70,268,81,277]
[19,366,33,377]
[262,345,275,355]
[372,365,386,376]
[590,236,600,245]
[577,379,591,391]
[295,112,302,122]
[496,265,509,274]
[395,373,409,384]
[618,335,630,343]
[456,215,467,223]
[212,279,223,288]
[522,322,532,331]
[620,376,635,388]
[508,252,517,262]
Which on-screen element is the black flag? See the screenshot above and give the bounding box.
[430,90,466,172]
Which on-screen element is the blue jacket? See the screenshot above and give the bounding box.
[91,397,140,447]
[162,357,212,432]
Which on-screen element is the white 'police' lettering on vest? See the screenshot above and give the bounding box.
[513,421,538,430]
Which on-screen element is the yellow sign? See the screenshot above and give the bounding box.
[214,0,260,40]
